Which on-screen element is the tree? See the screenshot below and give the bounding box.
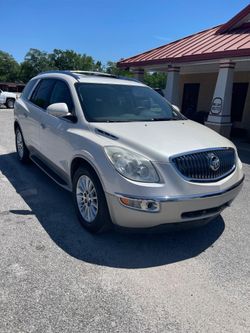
[144,72,167,89]
[0,51,20,82]
[50,49,83,70]
[105,61,132,77]
[105,62,167,89]
[49,49,104,72]
[95,61,103,72]
[19,48,54,82]
[19,48,106,82]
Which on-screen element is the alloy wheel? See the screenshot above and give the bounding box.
[16,129,24,159]
[76,175,98,223]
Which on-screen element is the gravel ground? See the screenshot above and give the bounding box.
[0,109,249,333]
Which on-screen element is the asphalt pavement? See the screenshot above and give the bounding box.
[0,109,249,333]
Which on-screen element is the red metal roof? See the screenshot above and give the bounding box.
[118,5,250,68]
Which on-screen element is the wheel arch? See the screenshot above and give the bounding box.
[14,120,24,135]
[6,97,15,106]
[14,121,28,146]
[70,156,106,191]
[14,120,19,132]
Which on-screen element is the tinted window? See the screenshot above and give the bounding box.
[76,83,185,122]
[30,79,55,109]
[50,80,74,113]
[22,79,38,99]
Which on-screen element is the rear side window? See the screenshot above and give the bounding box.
[30,79,56,109]
[50,80,74,113]
[21,79,39,99]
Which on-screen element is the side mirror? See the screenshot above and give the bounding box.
[172,104,181,113]
[47,103,69,117]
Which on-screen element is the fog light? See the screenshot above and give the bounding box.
[119,196,160,212]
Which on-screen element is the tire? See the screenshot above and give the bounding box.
[15,126,30,163]
[73,166,111,233]
[6,98,15,109]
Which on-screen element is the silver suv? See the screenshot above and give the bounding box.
[14,71,244,233]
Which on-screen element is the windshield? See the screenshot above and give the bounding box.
[76,83,185,122]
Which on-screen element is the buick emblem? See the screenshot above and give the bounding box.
[208,153,220,171]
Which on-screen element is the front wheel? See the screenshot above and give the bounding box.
[15,127,29,163]
[73,166,111,233]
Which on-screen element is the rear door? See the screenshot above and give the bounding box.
[15,79,39,147]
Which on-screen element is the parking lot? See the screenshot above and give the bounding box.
[0,109,249,332]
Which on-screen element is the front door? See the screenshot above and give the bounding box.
[181,83,200,117]
[39,79,75,176]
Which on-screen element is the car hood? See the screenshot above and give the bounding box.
[93,120,235,162]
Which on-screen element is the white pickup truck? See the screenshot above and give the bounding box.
[0,89,17,108]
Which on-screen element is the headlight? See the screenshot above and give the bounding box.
[104,146,159,183]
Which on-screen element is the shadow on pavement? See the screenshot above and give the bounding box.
[0,152,225,269]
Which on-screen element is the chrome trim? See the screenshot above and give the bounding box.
[170,147,236,183]
[171,162,236,183]
[169,147,234,160]
[114,176,244,203]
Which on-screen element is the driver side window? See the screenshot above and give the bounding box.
[49,80,74,113]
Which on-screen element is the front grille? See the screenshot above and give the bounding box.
[172,148,236,182]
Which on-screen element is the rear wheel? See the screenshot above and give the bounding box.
[15,127,29,163]
[6,98,15,109]
[73,166,111,233]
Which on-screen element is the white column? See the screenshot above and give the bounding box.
[132,68,145,82]
[164,65,180,106]
[205,60,235,138]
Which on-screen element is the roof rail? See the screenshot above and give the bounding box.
[39,70,118,80]
[39,70,139,83]
[71,71,117,78]
[40,70,80,80]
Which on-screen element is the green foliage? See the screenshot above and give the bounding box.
[18,48,105,82]
[144,72,167,89]
[0,49,167,87]
[19,48,54,82]
[0,51,20,82]
[105,61,133,77]
[49,49,103,71]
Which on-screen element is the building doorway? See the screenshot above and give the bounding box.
[181,83,200,117]
[231,82,249,122]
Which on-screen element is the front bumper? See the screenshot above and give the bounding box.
[106,176,244,228]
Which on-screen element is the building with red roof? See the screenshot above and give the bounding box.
[118,4,250,138]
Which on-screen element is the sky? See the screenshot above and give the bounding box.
[1,0,249,64]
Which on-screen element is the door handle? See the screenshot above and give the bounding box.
[40,123,46,129]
